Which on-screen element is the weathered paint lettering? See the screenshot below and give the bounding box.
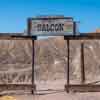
[37,24,64,32]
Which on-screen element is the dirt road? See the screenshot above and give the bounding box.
[13,92,100,100]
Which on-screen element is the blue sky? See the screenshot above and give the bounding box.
[0,0,100,33]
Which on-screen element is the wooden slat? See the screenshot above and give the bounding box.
[0,84,32,91]
[65,84,100,92]
[64,34,100,40]
[0,35,37,40]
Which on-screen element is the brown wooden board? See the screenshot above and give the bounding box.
[65,84,100,92]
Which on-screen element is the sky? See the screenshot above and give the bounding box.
[0,0,100,33]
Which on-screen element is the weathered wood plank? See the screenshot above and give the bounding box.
[65,84,100,92]
[64,34,100,40]
[0,84,32,91]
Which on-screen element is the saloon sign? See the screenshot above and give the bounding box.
[28,17,74,36]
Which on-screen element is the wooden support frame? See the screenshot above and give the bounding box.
[64,35,100,93]
[0,35,37,95]
[1,34,100,93]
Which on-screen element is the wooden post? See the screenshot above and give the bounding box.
[67,40,70,85]
[31,39,36,94]
[65,39,70,93]
[28,17,37,94]
[27,18,32,36]
[81,42,85,84]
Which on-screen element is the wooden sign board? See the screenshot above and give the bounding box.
[28,17,75,36]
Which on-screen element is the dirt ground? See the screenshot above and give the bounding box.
[12,92,100,100]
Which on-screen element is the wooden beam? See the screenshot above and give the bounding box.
[0,35,37,40]
[65,84,100,92]
[0,84,32,90]
[27,18,32,36]
[31,40,36,94]
[81,42,85,84]
[65,39,70,93]
[0,36,34,40]
[64,34,100,40]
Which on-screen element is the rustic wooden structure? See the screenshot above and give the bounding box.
[0,34,37,95]
[64,34,100,92]
[0,34,100,94]
[0,15,100,94]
